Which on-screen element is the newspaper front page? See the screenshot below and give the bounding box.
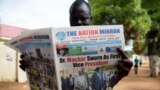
[6,28,58,90]
[6,25,125,90]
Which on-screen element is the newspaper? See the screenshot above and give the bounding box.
[6,25,125,90]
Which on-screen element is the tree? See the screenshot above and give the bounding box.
[142,0,160,77]
[141,0,160,48]
[89,0,151,54]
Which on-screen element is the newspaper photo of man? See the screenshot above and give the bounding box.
[56,44,69,57]
[74,70,89,90]
[91,67,103,90]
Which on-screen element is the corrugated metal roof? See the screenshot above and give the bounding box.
[0,24,26,38]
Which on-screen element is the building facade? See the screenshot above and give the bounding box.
[0,24,27,82]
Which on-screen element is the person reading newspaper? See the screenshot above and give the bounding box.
[19,0,133,89]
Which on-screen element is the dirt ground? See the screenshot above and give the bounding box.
[0,62,160,90]
[114,62,160,90]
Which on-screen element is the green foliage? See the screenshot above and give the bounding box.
[89,0,151,41]
[89,0,152,55]
[142,0,160,32]
[142,0,160,55]
[142,0,160,11]
[133,39,147,54]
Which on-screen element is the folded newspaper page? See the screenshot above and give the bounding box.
[6,25,125,90]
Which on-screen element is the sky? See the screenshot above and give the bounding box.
[0,0,88,29]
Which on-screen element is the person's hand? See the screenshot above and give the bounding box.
[19,54,29,71]
[116,48,133,83]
